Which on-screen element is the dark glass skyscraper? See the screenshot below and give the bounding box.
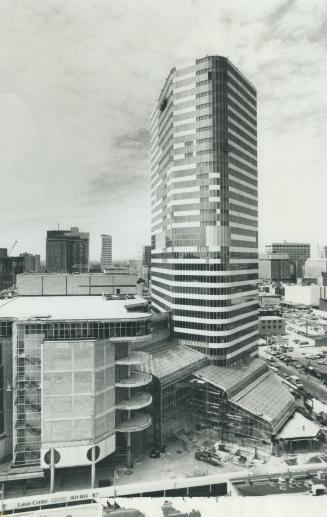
[150,56,258,365]
[266,242,310,281]
[46,227,89,273]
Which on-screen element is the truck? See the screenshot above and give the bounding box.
[194,449,221,466]
[289,375,304,390]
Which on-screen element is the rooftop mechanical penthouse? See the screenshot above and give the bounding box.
[150,55,258,365]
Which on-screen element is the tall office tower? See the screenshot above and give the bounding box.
[259,253,291,282]
[142,246,152,268]
[101,234,112,270]
[304,259,327,283]
[150,56,258,365]
[0,249,25,291]
[266,242,310,282]
[46,227,89,273]
[20,253,41,272]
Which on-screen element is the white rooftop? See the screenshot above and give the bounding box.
[311,398,327,415]
[0,296,151,321]
[277,411,320,440]
[259,316,284,320]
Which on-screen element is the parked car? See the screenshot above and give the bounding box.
[149,449,161,459]
[195,450,221,466]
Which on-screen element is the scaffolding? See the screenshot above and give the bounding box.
[190,380,276,448]
[13,326,42,466]
[141,341,208,449]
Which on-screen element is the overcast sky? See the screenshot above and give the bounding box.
[0,0,326,260]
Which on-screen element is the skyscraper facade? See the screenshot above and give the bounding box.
[259,253,291,282]
[46,227,89,273]
[0,249,25,291]
[20,253,41,273]
[266,242,310,281]
[150,56,258,366]
[101,234,112,269]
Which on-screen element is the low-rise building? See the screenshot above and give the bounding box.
[191,359,295,445]
[16,272,139,296]
[259,316,285,336]
[0,296,297,491]
[0,295,164,485]
[284,285,322,307]
[259,293,281,307]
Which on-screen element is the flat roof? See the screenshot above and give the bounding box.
[268,242,310,246]
[259,316,284,320]
[18,271,134,276]
[0,296,151,321]
[311,398,327,415]
[277,412,320,440]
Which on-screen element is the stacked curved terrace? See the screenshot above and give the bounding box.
[0,295,152,468]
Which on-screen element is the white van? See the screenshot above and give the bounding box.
[311,484,326,496]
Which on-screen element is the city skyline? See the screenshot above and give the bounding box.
[0,0,326,261]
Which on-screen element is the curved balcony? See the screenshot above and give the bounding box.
[116,413,152,433]
[116,393,152,411]
[115,351,149,366]
[110,334,152,343]
[115,371,152,388]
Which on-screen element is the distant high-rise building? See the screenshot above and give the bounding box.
[101,234,112,270]
[150,55,258,365]
[0,249,25,291]
[20,252,41,273]
[304,258,327,283]
[142,245,151,268]
[266,242,310,281]
[259,253,290,282]
[46,227,89,273]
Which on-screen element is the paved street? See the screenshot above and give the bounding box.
[273,359,327,403]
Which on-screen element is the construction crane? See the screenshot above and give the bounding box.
[8,240,18,256]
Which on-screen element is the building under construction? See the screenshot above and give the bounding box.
[135,343,295,449]
[189,359,295,446]
[137,339,208,448]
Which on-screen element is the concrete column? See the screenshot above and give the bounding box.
[50,448,55,494]
[126,432,132,468]
[91,446,96,488]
